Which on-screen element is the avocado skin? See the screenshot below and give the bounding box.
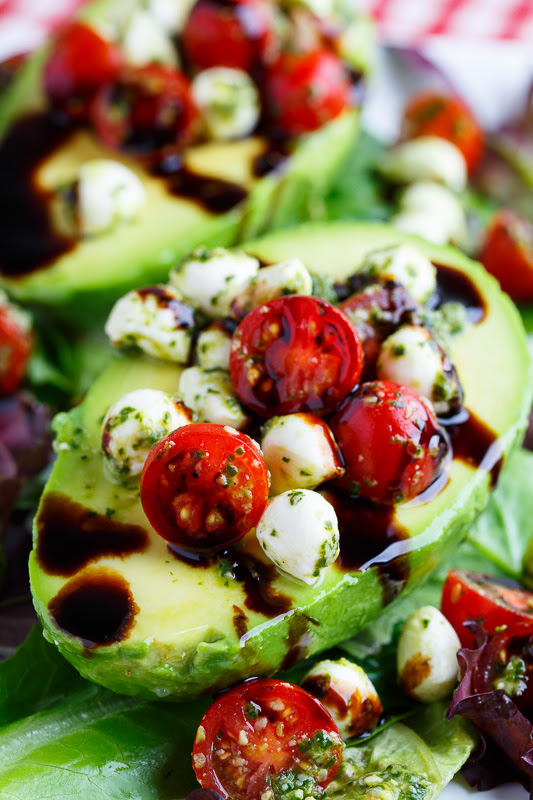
[30,222,533,700]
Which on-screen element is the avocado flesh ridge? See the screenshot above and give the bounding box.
[30,222,533,700]
[0,43,359,323]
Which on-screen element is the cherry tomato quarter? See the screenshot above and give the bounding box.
[229,295,364,418]
[402,90,484,174]
[0,304,33,396]
[182,0,277,72]
[141,423,269,552]
[44,22,123,120]
[479,210,533,302]
[192,678,343,800]
[329,380,450,505]
[91,65,199,151]
[262,49,352,136]
[472,621,533,718]
[441,569,533,649]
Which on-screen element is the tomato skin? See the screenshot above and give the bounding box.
[193,678,342,800]
[441,570,533,649]
[263,49,352,136]
[91,65,199,151]
[140,423,269,552]
[402,90,484,174]
[229,295,364,419]
[182,0,276,72]
[472,622,533,717]
[44,22,123,120]
[0,305,33,396]
[329,380,450,505]
[479,210,533,302]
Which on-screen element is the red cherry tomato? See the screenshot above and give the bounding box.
[263,49,352,136]
[140,423,269,552]
[229,295,364,418]
[44,22,122,120]
[329,380,450,505]
[182,0,276,71]
[193,678,343,800]
[479,210,533,302]
[472,621,533,717]
[441,569,533,649]
[91,65,199,151]
[0,304,33,396]
[401,90,484,174]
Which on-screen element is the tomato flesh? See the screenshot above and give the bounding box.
[402,90,484,174]
[479,210,533,302]
[182,0,276,72]
[141,423,269,552]
[44,22,123,120]
[329,380,450,505]
[193,678,343,800]
[441,569,533,649]
[229,295,364,418]
[263,48,352,136]
[0,306,33,396]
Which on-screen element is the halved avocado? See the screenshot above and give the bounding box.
[0,3,359,325]
[30,222,532,700]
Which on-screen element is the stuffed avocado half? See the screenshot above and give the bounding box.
[29,221,533,700]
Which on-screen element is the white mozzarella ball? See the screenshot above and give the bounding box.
[196,322,233,371]
[398,182,467,247]
[256,489,339,584]
[178,367,250,429]
[169,248,259,318]
[105,285,195,363]
[77,159,146,237]
[148,0,195,32]
[261,413,344,495]
[380,136,467,193]
[192,67,260,141]
[377,325,445,402]
[301,658,382,739]
[102,388,192,480]
[121,9,178,66]
[397,605,461,703]
[361,243,437,303]
[231,258,313,319]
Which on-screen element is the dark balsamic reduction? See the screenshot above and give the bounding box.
[136,285,196,328]
[279,613,317,670]
[252,139,292,178]
[36,492,149,577]
[232,604,249,638]
[48,569,139,646]
[447,409,503,486]
[0,113,76,277]
[166,167,248,214]
[433,263,486,323]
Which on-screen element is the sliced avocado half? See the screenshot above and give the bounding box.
[30,221,532,700]
[0,2,359,324]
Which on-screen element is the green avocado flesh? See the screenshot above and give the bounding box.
[30,221,532,701]
[0,45,358,323]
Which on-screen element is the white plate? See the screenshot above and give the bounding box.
[442,776,526,799]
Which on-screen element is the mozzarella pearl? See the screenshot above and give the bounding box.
[102,388,192,480]
[397,606,461,703]
[380,136,467,193]
[77,159,146,237]
[178,367,249,429]
[377,326,443,403]
[105,285,195,363]
[196,322,233,371]
[301,658,382,739]
[393,181,467,247]
[261,413,344,495]
[256,489,339,584]
[361,243,437,303]
[192,67,260,141]
[231,258,312,320]
[169,248,259,318]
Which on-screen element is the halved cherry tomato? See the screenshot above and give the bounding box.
[402,90,484,174]
[0,304,33,396]
[479,210,533,302]
[193,678,343,800]
[91,65,199,152]
[441,569,533,649]
[140,423,269,552]
[229,295,364,418]
[182,0,277,72]
[43,22,123,120]
[262,49,352,136]
[472,621,533,717]
[329,380,450,505]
